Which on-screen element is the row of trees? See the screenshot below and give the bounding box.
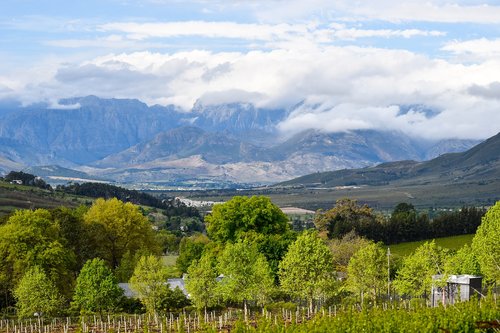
[2,193,498,318]
[180,197,499,312]
[315,199,485,244]
[0,198,163,310]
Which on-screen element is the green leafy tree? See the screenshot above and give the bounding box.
[185,251,219,309]
[278,230,336,311]
[72,258,123,314]
[444,244,481,276]
[84,198,159,268]
[205,196,290,243]
[328,230,371,272]
[130,255,170,314]
[346,242,388,302]
[217,240,274,307]
[50,206,93,271]
[176,234,210,273]
[393,241,450,298]
[472,201,500,284]
[0,209,76,299]
[14,266,63,318]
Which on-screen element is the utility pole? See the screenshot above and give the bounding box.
[387,247,391,300]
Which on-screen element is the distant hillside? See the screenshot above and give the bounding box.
[278,131,500,188]
[0,96,482,186]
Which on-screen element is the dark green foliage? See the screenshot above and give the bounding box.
[176,234,210,273]
[315,198,378,239]
[318,200,485,245]
[57,182,200,218]
[430,206,485,237]
[4,171,52,190]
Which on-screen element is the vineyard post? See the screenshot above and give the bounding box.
[387,247,391,301]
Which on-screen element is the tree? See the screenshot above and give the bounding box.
[278,230,335,311]
[393,241,450,298]
[50,206,93,271]
[328,230,371,272]
[315,198,377,239]
[472,201,500,284]
[0,209,76,299]
[130,255,170,314]
[176,234,210,273]
[217,240,274,307]
[444,244,481,276]
[346,242,388,302]
[84,198,159,268]
[205,196,290,243]
[185,251,219,309]
[14,266,63,318]
[72,258,123,314]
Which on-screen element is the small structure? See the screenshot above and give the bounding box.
[431,275,482,307]
[119,276,189,299]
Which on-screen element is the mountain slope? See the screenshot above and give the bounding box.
[278,132,500,187]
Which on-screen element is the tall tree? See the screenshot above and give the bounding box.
[444,244,481,276]
[185,251,219,310]
[472,201,500,284]
[328,230,371,272]
[0,209,76,299]
[205,196,290,243]
[393,241,450,298]
[130,255,170,315]
[176,234,210,273]
[14,266,63,318]
[84,198,159,268]
[217,240,274,307]
[278,230,336,311]
[315,198,377,239]
[346,242,388,302]
[72,258,123,314]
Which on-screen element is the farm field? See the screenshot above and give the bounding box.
[0,181,86,216]
[389,234,475,257]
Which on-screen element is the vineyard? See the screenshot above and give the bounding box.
[0,296,498,333]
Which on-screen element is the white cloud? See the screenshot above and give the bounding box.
[4,44,498,140]
[96,20,445,47]
[442,38,500,62]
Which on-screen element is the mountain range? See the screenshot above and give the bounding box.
[0,96,481,187]
[279,131,500,188]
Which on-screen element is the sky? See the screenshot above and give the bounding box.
[1,0,500,140]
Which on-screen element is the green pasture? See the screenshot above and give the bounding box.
[389,234,475,257]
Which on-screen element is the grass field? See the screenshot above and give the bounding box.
[389,234,475,257]
[162,255,178,266]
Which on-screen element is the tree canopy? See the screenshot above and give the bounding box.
[314,198,377,239]
[472,201,500,284]
[185,251,219,309]
[72,258,123,314]
[83,198,159,268]
[393,241,450,298]
[278,230,335,310]
[130,255,171,315]
[346,242,388,302]
[205,196,290,243]
[14,266,63,318]
[0,209,76,298]
[217,240,274,307]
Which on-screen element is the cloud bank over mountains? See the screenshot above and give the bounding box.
[1,0,500,140]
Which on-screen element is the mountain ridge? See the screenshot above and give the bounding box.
[0,96,485,186]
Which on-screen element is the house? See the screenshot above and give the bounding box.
[431,275,482,307]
